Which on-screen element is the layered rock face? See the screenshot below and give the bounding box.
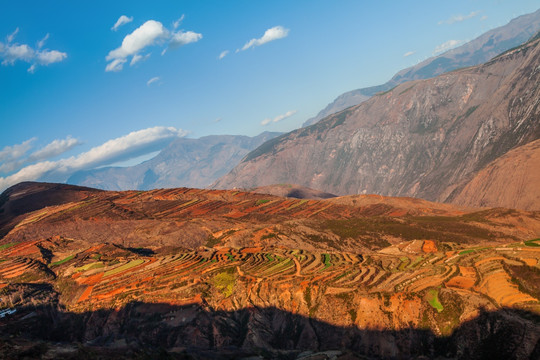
[215,36,540,210]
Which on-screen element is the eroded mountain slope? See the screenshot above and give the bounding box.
[215,36,540,210]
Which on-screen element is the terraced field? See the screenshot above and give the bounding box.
[1,236,538,317]
[0,183,539,358]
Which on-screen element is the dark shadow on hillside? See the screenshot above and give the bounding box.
[0,291,539,360]
[0,182,102,239]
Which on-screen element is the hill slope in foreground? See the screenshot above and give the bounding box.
[0,182,539,359]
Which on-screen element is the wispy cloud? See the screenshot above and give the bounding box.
[0,29,67,72]
[433,39,463,54]
[214,117,222,123]
[6,27,19,43]
[0,127,188,191]
[239,26,289,52]
[481,15,488,21]
[105,19,202,72]
[403,51,415,57]
[218,50,229,60]
[37,33,49,49]
[438,11,480,25]
[28,136,81,162]
[147,76,160,86]
[111,15,133,31]
[261,110,297,126]
[0,138,36,163]
[0,136,81,174]
[173,15,185,29]
[169,30,202,49]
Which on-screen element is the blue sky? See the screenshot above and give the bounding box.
[0,0,539,190]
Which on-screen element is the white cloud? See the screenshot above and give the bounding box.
[169,30,202,49]
[2,43,34,65]
[261,110,297,126]
[438,11,480,25]
[240,26,289,51]
[112,15,133,31]
[0,29,67,72]
[28,136,81,162]
[105,58,126,72]
[403,51,415,57]
[433,39,463,54]
[36,49,67,65]
[147,76,160,86]
[105,19,202,71]
[6,27,19,43]
[130,53,150,66]
[0,127,188,191]
[481,15,488,21]
[214,117,222,123]
[173,15,185,29]
[0,138,36,163]
[0,136,81,174]
[218,50,229,60]
[107,20,167,61]
[37,33,49,49]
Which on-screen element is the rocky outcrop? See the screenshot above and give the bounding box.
[302,9,540,127]
[215,36,540,208]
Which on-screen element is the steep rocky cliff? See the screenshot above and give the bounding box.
[215,35,540,208]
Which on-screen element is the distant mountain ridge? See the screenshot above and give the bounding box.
[68,132,281,190]
[303,8,540,127]
[214,33,540,210]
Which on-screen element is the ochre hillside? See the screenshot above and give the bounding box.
[0,182,539,358]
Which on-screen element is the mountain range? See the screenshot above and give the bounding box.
[303,8,540,127]
[214,31,540,211]
[68,132,280,190]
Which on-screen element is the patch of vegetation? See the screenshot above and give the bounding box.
[226,253,235,261]
[458,247,488,255]
[205,235,220,248]
[256,199,270,206]
[505,264,540,299]
[0,243,17,251]
[408,256,424,269]
[265,254,274,261]
[305,234,339,249]
[321,253,332,270]
[524,238,540,247]
[212,268,236,298]
[426,289,443,312]
[261,233,277,240]
[433,290,464,336]
[91,254,102,260]
[348,308,357,323]
[75,262,104,272]
[304,286,312,308]
[463,105,479,119]
[50,254,75,267]
[103,259,144,276]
